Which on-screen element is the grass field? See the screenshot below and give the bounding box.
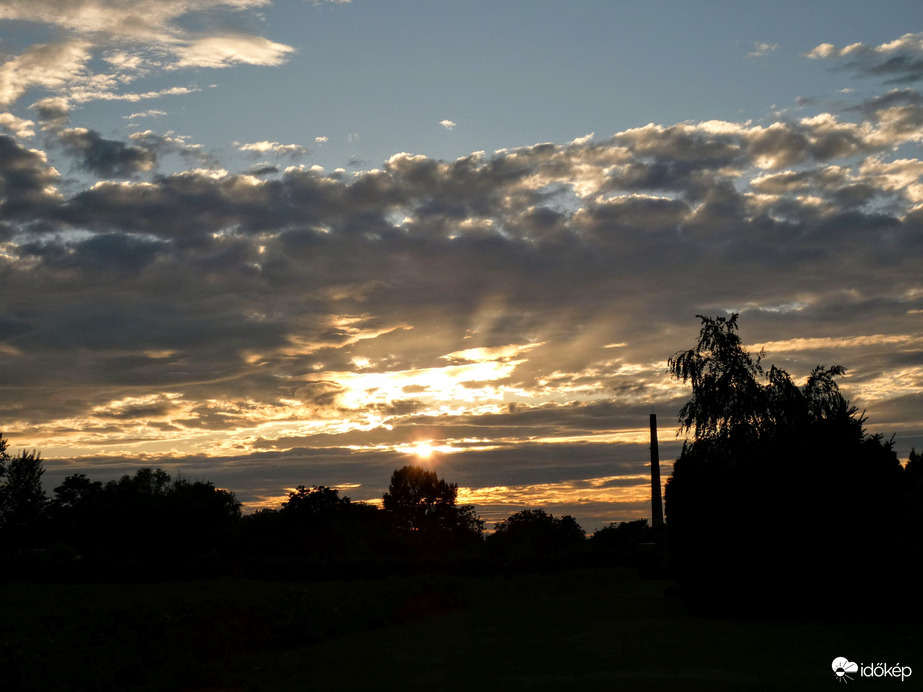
[1,569,918,691]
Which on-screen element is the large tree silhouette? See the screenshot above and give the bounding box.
[664,315,905,614]
[383,465,483,544]
[0,434,46,548]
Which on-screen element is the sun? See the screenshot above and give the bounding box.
[413,442,434,460]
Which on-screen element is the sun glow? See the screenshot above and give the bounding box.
[412,442,435,459]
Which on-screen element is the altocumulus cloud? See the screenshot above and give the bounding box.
[0,0,297,107]
[807,32,923,83]
[236,141,309,158]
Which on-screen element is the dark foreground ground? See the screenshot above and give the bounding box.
[1,568,918,691]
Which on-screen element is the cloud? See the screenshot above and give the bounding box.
[0,1,294,108]
[58,127,158,177]
[236,140,308,157]
[0,112,35,138]
[243,163,281,177]
[31,97,72,130]
[71,86,201,105]
[127,129,213,165]
[747,42,779,58]
[171,34,294,70]
[91,393,180,420]
[807,32,923,83]
[6,126,919,433]
[0,135,62,215]
[125,110,168,120]
[0,40,92,107]
[439,119,456,130]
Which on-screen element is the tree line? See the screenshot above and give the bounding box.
[0,442,660,581]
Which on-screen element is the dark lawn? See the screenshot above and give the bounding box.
[1,569,917,691]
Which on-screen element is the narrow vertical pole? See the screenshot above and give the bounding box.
[650,413,664,527]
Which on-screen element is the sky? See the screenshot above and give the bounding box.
[1,0,922,531]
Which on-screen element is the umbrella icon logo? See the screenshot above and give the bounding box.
[832,657,858,683]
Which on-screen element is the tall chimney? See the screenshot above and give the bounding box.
[650,413,664,527]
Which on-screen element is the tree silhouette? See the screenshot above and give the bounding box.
[53,473,103,512]
[277,485,383,559]
[489,508,585,561]
[165,477,241,558]
[382,466,484,539]
[112,467,172,496]
[664,315,904,614]
[904,448,923,572]
[591,518,651,551]
[666,314,863,461]
[46,467,242,563]
[668,313,767,454]
[49,473,105,553]
[590,519,666,574]
[0,436,46,548]
[281,485,350,519]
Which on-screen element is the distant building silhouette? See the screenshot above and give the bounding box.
[650,414,664,527]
